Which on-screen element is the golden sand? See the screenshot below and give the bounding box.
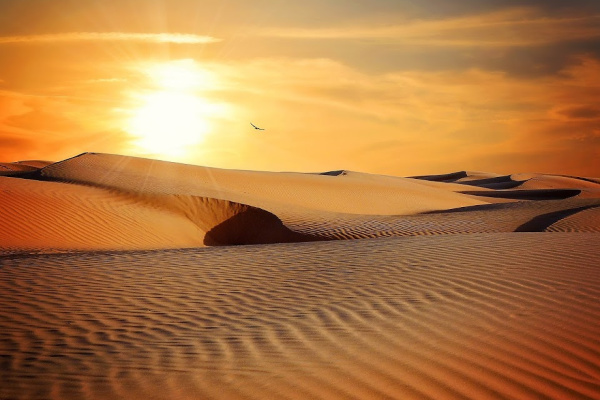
[1,153,599,399]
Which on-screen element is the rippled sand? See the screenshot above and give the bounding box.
[1,153,599,399]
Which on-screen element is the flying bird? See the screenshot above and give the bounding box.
[251,122,265,131]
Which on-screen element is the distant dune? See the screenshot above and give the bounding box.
[1,153,599,399]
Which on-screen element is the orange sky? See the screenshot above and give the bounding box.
[0,0,599,176]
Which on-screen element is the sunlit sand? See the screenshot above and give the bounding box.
[1,153,599,399]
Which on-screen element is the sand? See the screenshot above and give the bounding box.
[1,153,599,399]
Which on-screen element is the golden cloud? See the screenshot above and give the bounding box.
[199,55,600,175]
[1,52,599,176]
[258,8,600,47]
[0,32,221,45]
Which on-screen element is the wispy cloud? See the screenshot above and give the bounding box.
[258,8,600,47]
[0,32,221,45]
[553,105,600,120]
[0,88,132,162]
[199,55,600,175]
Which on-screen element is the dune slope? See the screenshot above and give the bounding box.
[38,153,487,215]
[0,176,317,250]
[0,153,598,250]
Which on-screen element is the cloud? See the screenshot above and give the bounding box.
[1,48,598,175]
[257,8,600,48]
[199,54,600,175]
[0,89,132,162]
[0,32,221,45]
[554,106,600,120]
[0,134,34,149]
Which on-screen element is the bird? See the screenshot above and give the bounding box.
[251,122,265,131]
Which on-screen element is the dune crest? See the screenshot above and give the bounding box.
[161,194,320,246]
[38,152,487,215]
[0,160,54,176]
[0,176,318,250]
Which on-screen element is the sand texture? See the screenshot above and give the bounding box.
[1,153,599,399]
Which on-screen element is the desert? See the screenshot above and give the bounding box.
[1,153,599,399]
[3,0,600,398]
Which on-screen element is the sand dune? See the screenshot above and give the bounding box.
[0,176,204,250]
[0,152,596,250]
[39,153,487,215]
[0,162,38,172]
[0,176,317,250]
[546,205,600,232]
[414,170,600,192]
[0,160,53,175]
[0,163,39,176]
[276,199,600,240]
[14,160,54,169]
[1,153,599,399]
[411,170,504,182]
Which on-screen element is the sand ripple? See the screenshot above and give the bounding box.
[278,199,600,240]
[1,234,599,399]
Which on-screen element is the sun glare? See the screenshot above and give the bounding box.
[149,60,216,91]
[126,60,224,157]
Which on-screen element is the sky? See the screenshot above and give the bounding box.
[0,0,599,176]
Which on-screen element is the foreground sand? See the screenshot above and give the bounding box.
[1,235,599,399]
[1,153,599,399]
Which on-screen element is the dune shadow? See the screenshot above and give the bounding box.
[458,175,524,189]
[422,202,521,215]
[204,207,324,246]
[515,205,599,232]
[319,170,348,177]
[410,171,468,182]
[460,189,581,201]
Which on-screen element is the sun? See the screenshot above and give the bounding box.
[128,91,211,156]
[126,60,224,157]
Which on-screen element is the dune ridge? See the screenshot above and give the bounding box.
[0,152,598,250]
[277,199,600,240]
[160,194,320,246]
[0,160,53,175]
[546,206,600,232]
[413,170,600,197]
[37,153,488,215]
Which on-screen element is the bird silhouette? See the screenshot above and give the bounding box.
[251,123,265,131]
